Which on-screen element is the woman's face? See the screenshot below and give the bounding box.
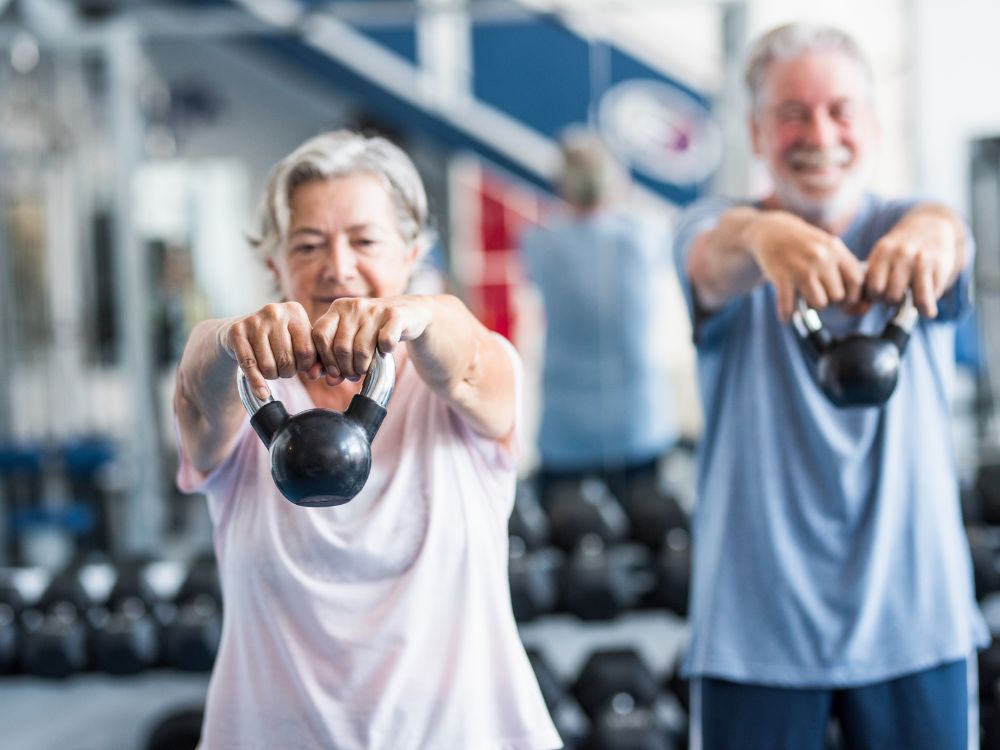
[268,173,419,322]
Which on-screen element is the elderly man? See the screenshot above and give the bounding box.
[674,23,986,750]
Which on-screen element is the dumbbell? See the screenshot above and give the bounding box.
[980,638,1000,704]
[559,536,653,621]
[21,563,93,678]
[664,656,690,716]
[967,525,1000,600]
[91,558,162,675]
[510,482,550,550]
[525,648,588,749]
[163,556,222,671]
[573,649,676,750]
[508,537,560,622]
[144,706,204,750]
[643,527,692,618]
[545,478,629,553]
[612,473,690,550]
[0,580,24,673]
[975,464,1000,526]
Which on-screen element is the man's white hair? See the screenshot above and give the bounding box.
[745,23,874,111]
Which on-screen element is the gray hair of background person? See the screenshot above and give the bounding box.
[248,129,433,261]
[556,131,629,211]
[744,23,874,111]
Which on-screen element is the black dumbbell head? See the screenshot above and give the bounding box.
[574,649,659,719]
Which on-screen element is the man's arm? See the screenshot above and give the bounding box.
[865,203,969,318]
[686,206,866,323]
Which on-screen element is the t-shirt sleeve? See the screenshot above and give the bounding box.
[672,197,744,347]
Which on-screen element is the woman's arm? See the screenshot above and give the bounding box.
[310,294,514,442]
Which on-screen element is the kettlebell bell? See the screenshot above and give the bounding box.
[237,352,395,506]
[792,290,918,408]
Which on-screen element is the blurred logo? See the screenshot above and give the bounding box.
[598,80,722,187]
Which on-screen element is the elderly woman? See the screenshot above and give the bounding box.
[173,131,560,750]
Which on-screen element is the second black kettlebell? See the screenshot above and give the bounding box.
[792,291,918,408]
[238,352,395,507]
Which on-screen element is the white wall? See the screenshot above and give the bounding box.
[912,0,1000,212]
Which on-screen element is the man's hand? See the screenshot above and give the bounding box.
[865,204,966,318]
[744,211,866,322]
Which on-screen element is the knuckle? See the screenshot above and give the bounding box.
[334,344,354,360]
[239,356,258,371]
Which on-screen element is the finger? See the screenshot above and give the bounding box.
[932,258,953,300]
[884,254,915,305]
[229,325,270,400]
[377,308,406,354]
[774,276,795,323]
[268,326,297,378]
[912,255,937,318]
[351,315,381,379]
[800,276,829,312]
[288,313,318,373]
[311,311,341,379]
[838,251,866,306]
[819,263,846,305]
[865,240,892,299]
[332,316,359,380]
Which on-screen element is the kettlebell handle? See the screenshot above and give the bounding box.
[237,351,396,417]
[792,289,917,345]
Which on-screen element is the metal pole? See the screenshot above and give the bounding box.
[106,21,163,554]
[713,1,749,197]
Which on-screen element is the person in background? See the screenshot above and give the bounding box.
[521,131,680,509]
[673,23,986,750]
[173,130,560,750]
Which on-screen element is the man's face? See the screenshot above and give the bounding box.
[751,50,879,227]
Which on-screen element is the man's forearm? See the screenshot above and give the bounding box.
[686,206,766,311]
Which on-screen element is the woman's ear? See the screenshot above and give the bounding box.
[265,256,285,299]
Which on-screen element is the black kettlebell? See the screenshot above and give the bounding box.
[792,291,917,408]
[238,351,395,507]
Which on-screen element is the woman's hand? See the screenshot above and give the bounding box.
[310,296,434,384]
[225,301,322,399]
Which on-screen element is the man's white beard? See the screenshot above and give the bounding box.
[774,147,869,229]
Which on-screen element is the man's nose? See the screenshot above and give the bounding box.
[803,108,839,148]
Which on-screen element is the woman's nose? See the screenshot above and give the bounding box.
[322,237,359,281]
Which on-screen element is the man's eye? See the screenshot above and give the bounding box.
[293,243,320,253]
[352,238,377,248]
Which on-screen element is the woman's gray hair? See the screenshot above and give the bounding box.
[745,23,873,111]
[248,129,433,260]
[556,130,628,210]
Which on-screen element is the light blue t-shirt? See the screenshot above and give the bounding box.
[522,208,678,470]
[673,194,988,687]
